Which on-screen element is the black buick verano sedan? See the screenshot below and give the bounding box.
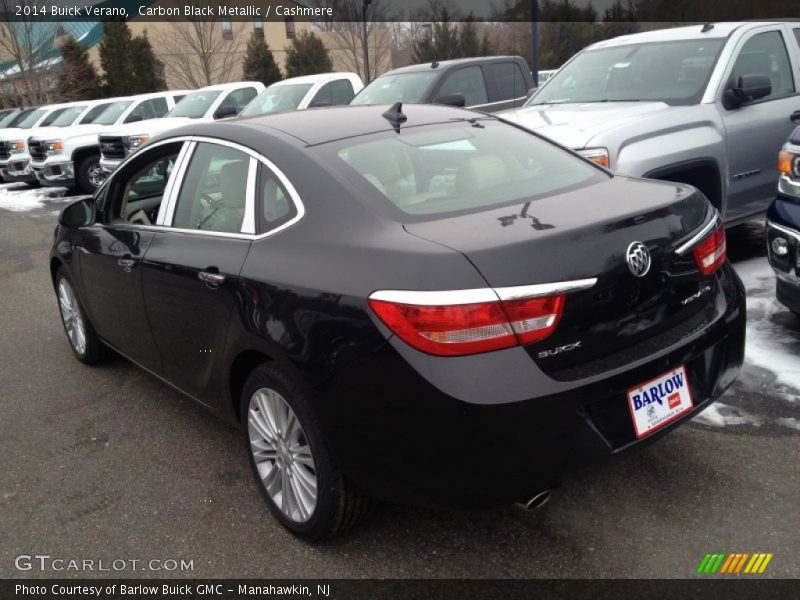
[51,104,745,540]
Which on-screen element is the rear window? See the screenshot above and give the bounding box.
[330,121,602,217]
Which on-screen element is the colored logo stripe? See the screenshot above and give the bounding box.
[697,553,773,574]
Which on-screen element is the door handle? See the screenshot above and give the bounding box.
[117,258,136,272]
[198,271,226,287]
[791,110,800,122]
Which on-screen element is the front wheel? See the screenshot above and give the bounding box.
[242,364,371,540]
[75,154,105,194]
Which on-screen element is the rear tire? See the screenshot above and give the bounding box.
[55,268,110,364]
[75,153,104,194]
[242,364,371,540]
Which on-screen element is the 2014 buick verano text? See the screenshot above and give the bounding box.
[50,104,745,540]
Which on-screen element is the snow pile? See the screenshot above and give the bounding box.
[0,184,70,212]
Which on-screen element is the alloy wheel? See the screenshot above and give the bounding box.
[87,162,105,188]
[247,387,317,523]
[58,279,86,355]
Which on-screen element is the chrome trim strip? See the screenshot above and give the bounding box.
[675,212,721,256]
[156,141,193,226]
[369,278,597,306]
[472,96,527,109]
[494,278,598,300]
[767,220,800,242]
[369,288,498,306]
[241,157,258,234]
[778,173,800,197]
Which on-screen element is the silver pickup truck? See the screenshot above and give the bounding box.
[503,21,800,225]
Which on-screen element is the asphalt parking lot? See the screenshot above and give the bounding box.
[0,183,798,579]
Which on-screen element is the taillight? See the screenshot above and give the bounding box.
[368,292,565,357]
[692,223,726,276]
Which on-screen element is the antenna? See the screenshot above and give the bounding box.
[701,23,714,33]
[431,60,439,68]
[381,102,407,132]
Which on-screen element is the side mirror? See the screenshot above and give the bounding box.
[436,93,466,108]
[724,74,772,109]
[214,104,238,120]
[59,197,95,228]
[526,87,537,100]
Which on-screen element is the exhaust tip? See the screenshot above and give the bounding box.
[516,490,551,512]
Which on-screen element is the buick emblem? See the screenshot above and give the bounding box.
[626,241,651,277]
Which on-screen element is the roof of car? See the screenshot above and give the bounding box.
[233,103,487,146]
[382,56,524,76]
[270,73,358,87]
[197,81,259,92]
[589,21,789,49]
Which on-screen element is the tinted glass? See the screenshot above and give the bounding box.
[93,101,134,125]
[331,79,356,104]
[49,105,87,127]
[309,82,333,107]
[40,107,68,126]
[436,66,488,106]
[350,72,437,105]
[220,87,258,113]
[172,143,250,233]
[260,166,297,231]
[16,109,46,128]
[125,97,169,123]
[730,31,795,99]
[80,103,113,124]
[240,84,313,116]
[167,91,222,118]
[531,39,725,105]
[0,110,18,128]
[486,62,524,101]
[118,149,180,225]
[334,121,600,217]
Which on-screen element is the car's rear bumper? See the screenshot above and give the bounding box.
[31,161,74,187]
[323,263,746,508]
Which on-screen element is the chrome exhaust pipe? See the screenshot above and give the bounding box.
[516,490,551,511]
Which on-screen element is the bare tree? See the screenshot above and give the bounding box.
[155,16,246,88]
[0,0,55,105]
[317,0,394,82]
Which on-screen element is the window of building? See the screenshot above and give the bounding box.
[253,19,264,39]
[285,17,295,39]
[222,20,233,40]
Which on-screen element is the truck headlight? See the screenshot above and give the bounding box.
[8,140,25,154]
[576,147,609,168]
[44,140,63,153]
[123,134,149,152]
[778,145,800,198]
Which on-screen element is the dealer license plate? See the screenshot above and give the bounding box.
[627,365,694,439]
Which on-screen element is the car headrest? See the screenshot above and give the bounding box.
[219,160,248,207]
[456,155,511,193]
[346,144,411,186]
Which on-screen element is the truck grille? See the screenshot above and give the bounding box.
[0,141,9,160]
[28,138,46,162]
[98,135,126,160]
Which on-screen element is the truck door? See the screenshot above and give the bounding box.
[720,26,799,223]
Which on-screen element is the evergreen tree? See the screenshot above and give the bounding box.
[242,30,282,86]
[284,31,333,78]
[411,6,462,63]
[458,14,482,58]
[130,31,166,93]
[55,36,101,101]
[99,20,134,96]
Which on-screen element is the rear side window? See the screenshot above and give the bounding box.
[436,66,488,106]
[171,143,251,234]
[486,62,527,101]
[333,121,601,217]
[730,30,795,100]
[259,165,297,232]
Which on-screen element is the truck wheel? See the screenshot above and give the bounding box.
[76,154,105,194]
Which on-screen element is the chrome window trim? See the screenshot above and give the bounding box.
[369,278,597,306]
[99,134,305,241]
[472,96,528,109]
[674,212,722,256]
[241,157,258,234]
[155,141,193,226]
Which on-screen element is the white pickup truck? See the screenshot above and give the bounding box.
[28,90,189,193]
[98,81,264,175]
[239,72,363,117]
[0,104,72,180]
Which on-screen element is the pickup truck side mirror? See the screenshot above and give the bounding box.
[724,74,772,109]
[436,93,466,108]
[59,197,95,228]
[214,104,238,120]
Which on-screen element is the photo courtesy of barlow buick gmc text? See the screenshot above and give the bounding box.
[0,1,799,599]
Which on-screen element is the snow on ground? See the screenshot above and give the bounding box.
[0,183,71,212]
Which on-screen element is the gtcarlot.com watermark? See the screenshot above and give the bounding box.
[14,554,194,573]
